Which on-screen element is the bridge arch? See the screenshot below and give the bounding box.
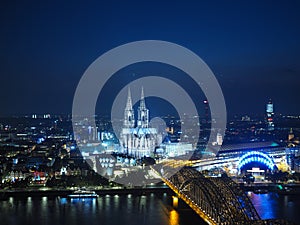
[238,151,276,172]
[159,167,292,224]
[166,167,261,223]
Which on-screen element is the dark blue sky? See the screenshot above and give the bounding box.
[1,0,300,117]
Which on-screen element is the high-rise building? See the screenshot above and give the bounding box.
[120,87,159,159]
[203,100,209,123]
[266,99,274,131]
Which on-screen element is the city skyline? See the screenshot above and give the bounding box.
[1,2,300,225]
[1,1,300,116]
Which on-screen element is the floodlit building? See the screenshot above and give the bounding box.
[120,87,160,159]
[159,142,193,157]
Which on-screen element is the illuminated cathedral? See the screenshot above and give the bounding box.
[120,87,159,159]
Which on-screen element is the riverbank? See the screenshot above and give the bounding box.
[239,182,300,194]
[0,186,172,199]
[1,182,300,200]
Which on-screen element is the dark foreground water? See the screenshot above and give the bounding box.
[0,192,299,225]
[248,192,300,224]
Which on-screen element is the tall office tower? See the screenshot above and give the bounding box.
[266,99,274,131]
[203,100,209,123]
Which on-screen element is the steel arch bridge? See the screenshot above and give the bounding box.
[159,166,294,225]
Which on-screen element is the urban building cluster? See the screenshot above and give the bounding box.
[0,96,300,189]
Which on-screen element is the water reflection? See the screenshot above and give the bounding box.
[4,193,299,225]
[248,191,300,224]
[169,210,179,225]
[250,192,276,219]
[60,197,68,204]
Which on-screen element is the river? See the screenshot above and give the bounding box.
[0,192,299,225]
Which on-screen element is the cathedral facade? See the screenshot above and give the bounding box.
[120,87,159,159]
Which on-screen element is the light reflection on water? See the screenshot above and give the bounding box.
[248,191,300,224]
[0,194,206,225]
[1,192,298,225]
[169,210,180,225]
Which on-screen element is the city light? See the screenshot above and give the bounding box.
[238,151,275,171]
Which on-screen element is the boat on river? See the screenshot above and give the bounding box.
[67,189,98,198]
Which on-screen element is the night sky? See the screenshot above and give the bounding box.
[1,1,300,117]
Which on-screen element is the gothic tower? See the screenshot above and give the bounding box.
[124,87,135,128]
[137,87,149,128]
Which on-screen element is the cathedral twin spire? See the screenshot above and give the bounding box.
[139,87,146,110]
[124,87,135,128]
[125,87,133,110]
[124,87,149,128]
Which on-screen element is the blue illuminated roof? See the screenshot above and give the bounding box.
[238,151,276,171]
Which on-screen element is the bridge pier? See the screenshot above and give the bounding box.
[172,196,179,208]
